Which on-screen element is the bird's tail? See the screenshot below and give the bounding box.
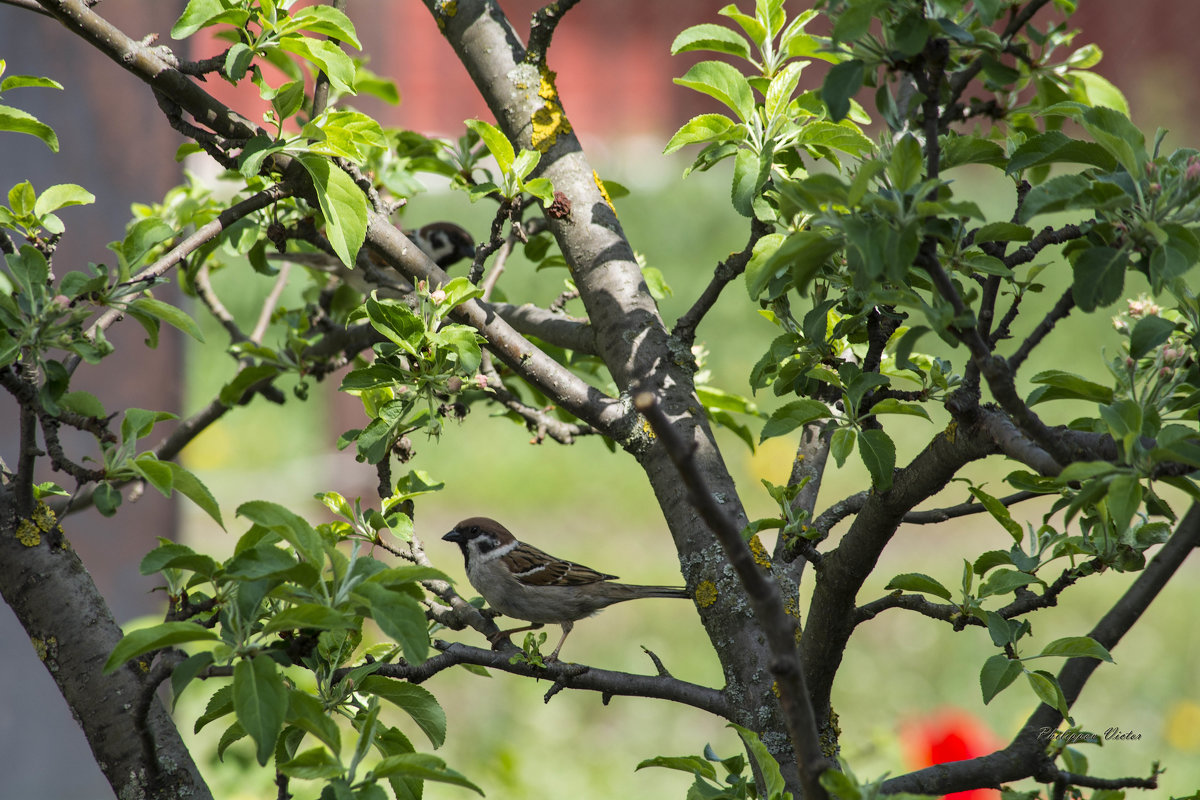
[626,585,691,599]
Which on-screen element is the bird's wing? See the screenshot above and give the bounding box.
[502,542,618,586]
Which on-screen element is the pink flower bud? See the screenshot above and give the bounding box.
[431,289,447,303]
[1149,182,1162,195]
[1187,160,1200,182]
[475,374,489,390]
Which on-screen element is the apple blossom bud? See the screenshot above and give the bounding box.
[431,289,447,303]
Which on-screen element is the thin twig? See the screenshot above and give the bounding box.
[67,184,292,375]
[251,262,291,344]
[1007,288,1075,373]
[673,219,769,346]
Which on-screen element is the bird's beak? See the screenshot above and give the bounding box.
[442,529,463,543]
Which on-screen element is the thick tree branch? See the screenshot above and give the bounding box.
[635,392,832,800]
[490,301,597,354]
[802,416,1000,715]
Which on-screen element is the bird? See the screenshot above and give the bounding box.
[267,221,476,275]
[406,221,476,270]
[442,517,691,661]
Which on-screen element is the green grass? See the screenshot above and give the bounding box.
[175,167,1200,799]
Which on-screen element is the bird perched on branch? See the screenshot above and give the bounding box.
[268,221,476,276]
[443,517,691,662]
[406,221,476,270]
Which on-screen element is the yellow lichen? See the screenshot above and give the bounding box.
[435,0,457,29]
[16,519,40,547]
[771,680,781,698]
[748,534,772,569]
[531,67,572,152]
[593,170,616,216]
[32,637,48,661]
[33,501,56,532]
[641,418,656,439]
[694,580,718,608]
[944,419,958,443]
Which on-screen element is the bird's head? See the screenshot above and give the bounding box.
[443,517,515,562]
[409,222,476,270]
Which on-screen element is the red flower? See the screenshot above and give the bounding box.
[901,710,1002,800]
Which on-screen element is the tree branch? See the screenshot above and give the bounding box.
[634,391,832,800]
[525,0,583,65]
[880,502,1200,796]
[362,640,731,718]
[490,301,597,354]
[1007,287,1075,373]
[673,218,769,347]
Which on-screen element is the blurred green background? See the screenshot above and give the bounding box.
[176,155,1200,798]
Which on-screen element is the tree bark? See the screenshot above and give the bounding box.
[0,502,213,800]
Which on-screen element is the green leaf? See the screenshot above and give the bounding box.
[1080,106,1144,177]
[0,104,59,151]
[262,604,355,634]
[939,135,1006,169]
[171,0,249,39]
[1007,131,1117,174]
[237,500,324,566]
[128,297,205,342]
[289,4,362,48]
[759,399,831,443]
[974,222,1034,245]
[821,60,864,122]
[968,487,1024,543]
[1105,474,1142,533]
[234,655,289,766]
[729,723,785,800]
[119,217,175,269]
[286,690,342,754]
[103,621,219,674]
[674,60,755,123]
[670,23,751,60]
[888,133,924,192]
[731,147,769,217]
[635,755,718,780]
[167,462,225,528]
[980,654,1023,704]
[1036,636,1114,662]
[139,542,218,577]
[33,183,94,216]
[866,397,930,420]
[858,428,895,492]
[295,153,367,268]
[1071,246,1128,312]
[464,119,515,174]
[219,364,282,406]
[359,676,446,748]
[830,426,855,467]
[978,569,1037,598]
[664,114,738,155]
[278,747,342,780]
[1027,369,1114,406]
[0,73,63,91]
[1027,669,1071,719]
[1128,315,1176,359]
[354,583,429,664]
[369,753,483,795]
[223,545,300,580]
[885,572,952,601]
[754,230,844,298]
[365,296,424,355]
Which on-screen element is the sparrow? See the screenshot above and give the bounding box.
[407,221,476,270]
[268,221,476,273]
[442,517,690,661]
